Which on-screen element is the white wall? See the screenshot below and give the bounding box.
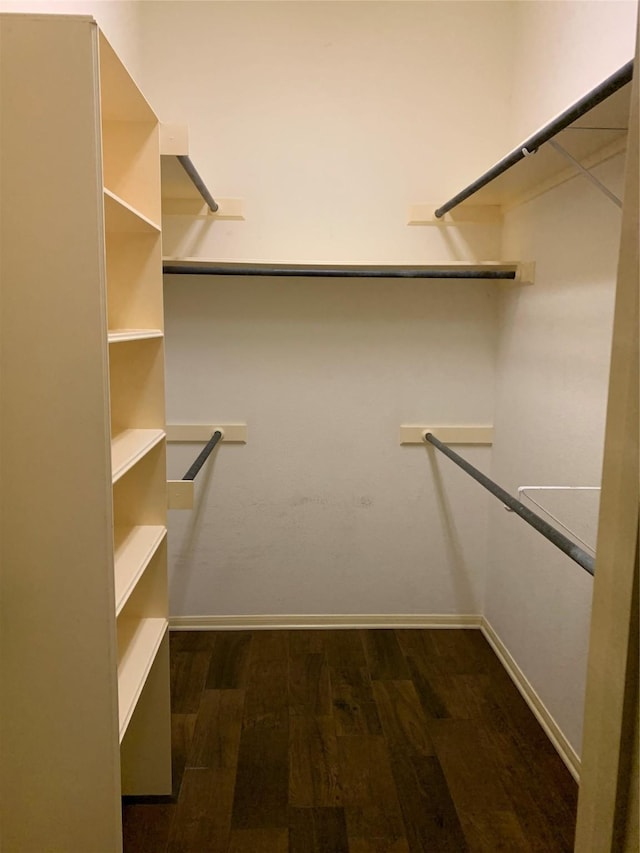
[135,1,517,618]
[0,0,143,81]
[507,0,637,145]
[165,276,497,618]
[485,0,636,758]
[140,0,512,264]
[487,155,626,756]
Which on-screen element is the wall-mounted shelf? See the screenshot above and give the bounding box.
[162,258,535,283]
[429,61,633,219]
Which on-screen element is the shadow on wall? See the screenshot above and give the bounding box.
[169,445,220,614]
[162,211,501,266]
[426,445,475,609]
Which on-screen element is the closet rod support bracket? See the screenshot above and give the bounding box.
[548,140,622,208]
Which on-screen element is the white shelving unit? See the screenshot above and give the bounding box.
[1,14,171,852]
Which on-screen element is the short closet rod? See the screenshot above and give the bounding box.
[434,59,633,218]
[424,432,595,575]
[163,263,516,280]
[176,155,219,213]
[183,429,223,481]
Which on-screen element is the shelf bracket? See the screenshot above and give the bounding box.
[548,140,622,208]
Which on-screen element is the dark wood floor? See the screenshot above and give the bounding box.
[123,629,578,852]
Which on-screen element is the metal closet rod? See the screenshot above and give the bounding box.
[176,155,219,213]
[424,432,595,576]
[434,59,634,218]
[183,429,223,481]
[162,263,516,279]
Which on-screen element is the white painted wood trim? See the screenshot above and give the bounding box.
[512,261,536,288]
[400,425,493,445]
[166,424,247,443]
[407,203,502,225]
[169,613,482,631]
[162,197,246,219]
[167,480,194,510]
[481,617,581,781]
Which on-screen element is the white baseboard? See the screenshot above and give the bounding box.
[169,613,482,631]
[481,617,581,782]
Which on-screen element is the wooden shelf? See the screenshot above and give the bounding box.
[436,65,632,214]
[108,329,163,343]
[162,257,531,282]
[117,616,167,740]
[114,526,167,616]
[111,429,165,483]
[462,127,627,210]
[104,189,161,234]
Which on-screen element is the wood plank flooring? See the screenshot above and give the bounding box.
[122,629,577,852]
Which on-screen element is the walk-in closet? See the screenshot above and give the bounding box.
[1,2,637,851]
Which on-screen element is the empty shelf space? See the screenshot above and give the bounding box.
[117,616,167,741]
[112,429,165,483]
[105,231,164,332]
[102,120,161,225]
[104,189,161,234]
[108,329,163,343]
[114,525,167,616]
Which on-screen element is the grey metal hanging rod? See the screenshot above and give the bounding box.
[434,59,633,218]
[424,432,595,576]
[183,430,223,481]
[176,155,219,213]
[163,262,517,280]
